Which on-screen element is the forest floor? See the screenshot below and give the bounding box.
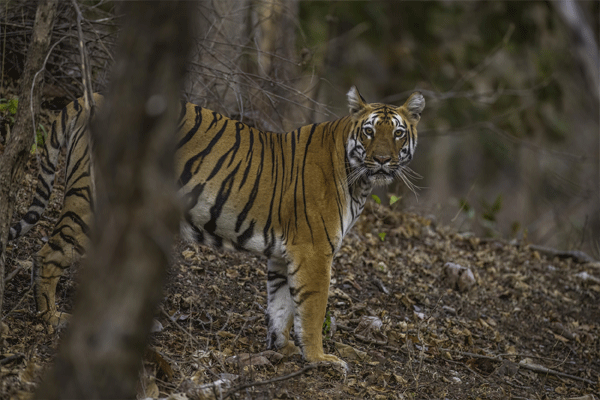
[1,148,600,400]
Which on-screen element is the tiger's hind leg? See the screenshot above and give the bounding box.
[34,197,91,331]
[33,244,73,330]
[265,258,300,357]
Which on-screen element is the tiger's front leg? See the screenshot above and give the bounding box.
[265,258,300,357]
[286,253,347,370]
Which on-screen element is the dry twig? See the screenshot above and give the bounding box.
[70,0,95,111]
[529,244,596,264]
[223,364,317,399]
[0,353,24,365]
[442,348,596,385]
[0,287,31,321]
[160,306,203,349]
[4,260,31,283]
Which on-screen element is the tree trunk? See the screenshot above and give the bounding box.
[184,0,250,113]
[184,0,301,132]
[34,2,193,398]
[254,0,300,131]
[552,0,599,102]
[0,0,57,320]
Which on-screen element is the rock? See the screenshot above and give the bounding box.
[150,319,163,333]
[442,305,457,315]
[574,271,600,284]
[354,315,388,345]
[186,373,238,400]
[443,262,476,292]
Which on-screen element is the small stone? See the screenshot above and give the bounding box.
[444,262,476,292]
[354,315,388,345]
[150,319,163,333]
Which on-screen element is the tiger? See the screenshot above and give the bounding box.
[6,87,425,369]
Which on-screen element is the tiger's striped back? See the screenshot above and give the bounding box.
[176,105,358,259]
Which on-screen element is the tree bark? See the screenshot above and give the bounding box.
[253,0,300,131]
[0,0,57,320]
[34,2,193,398]
[552,0,599,102]
[184,0,301,132]
[184,0,250,113]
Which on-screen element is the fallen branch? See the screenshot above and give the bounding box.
[444,358,488,381]
[529,244,596,264]
[0,353,24,365]
[1,287,31,321]
[223,364,317,399]
[4,260,32,283]
[159,307,204,348]
[159,307,224,380]
[442,348,596,385]
[516,359,596,386]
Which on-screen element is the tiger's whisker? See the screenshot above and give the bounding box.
[394,168,422,197]
[401,166,423,180]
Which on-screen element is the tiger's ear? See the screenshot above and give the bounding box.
[347,86,367,116]
[402,91,425,123]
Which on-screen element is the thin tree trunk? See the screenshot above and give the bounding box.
[0,0,57,320]
[254,0,300,131]
[185,0,250,113]
[552,0,599,102]
[34,2,193,398]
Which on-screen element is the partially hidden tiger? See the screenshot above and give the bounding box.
[6,87,425,369]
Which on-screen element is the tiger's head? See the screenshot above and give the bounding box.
[346,87,425,187]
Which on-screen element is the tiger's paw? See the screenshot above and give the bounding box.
[40,311,71,334]
[306,353,348,374]
[278,341,302,357]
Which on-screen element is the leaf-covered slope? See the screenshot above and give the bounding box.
[1,164,599,399]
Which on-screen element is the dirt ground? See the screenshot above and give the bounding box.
[1,149,599,400]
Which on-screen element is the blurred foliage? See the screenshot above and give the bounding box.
[0,96,47,152]
[30,123,47,154]
[0,97,19,143]
[0,97,19,119]
[300,1,599,255]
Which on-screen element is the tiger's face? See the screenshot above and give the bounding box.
[346,87,425,186]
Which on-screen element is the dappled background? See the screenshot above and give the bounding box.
[1,2,599,398]
[299,1,599,259]
[2,0,598,257]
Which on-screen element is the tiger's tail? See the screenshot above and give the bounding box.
[7,96,97,242]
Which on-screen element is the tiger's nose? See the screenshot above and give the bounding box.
[373,155,391,165]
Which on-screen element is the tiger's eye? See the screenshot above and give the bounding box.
[363,127,374,137]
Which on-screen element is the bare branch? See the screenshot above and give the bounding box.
[70,0,95,112]
[529,244,596,264]
[29,35,66,137]
[553,0,599,101]
[223,364,317,399]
